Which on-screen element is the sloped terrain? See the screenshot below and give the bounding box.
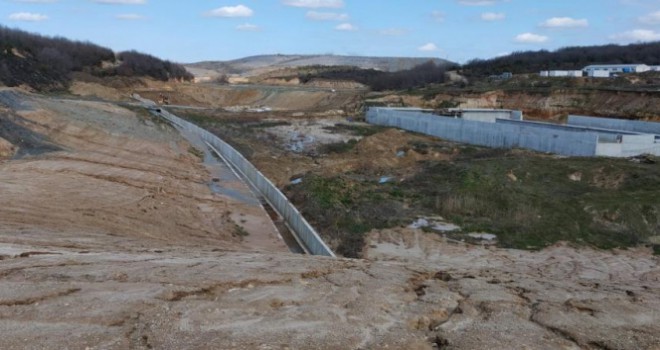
[187,54,453,77]
[0,88,285,253]
[0,88,659,349]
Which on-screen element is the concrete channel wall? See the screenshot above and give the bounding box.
[135,97,335,257]
[366,108,599,156]
[568,115,660,136]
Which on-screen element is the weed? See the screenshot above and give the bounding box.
[233,224,250,238]
[319,139,358,154]
[188,146,204,159]
[323,123,387,137]
[289,151,660,257]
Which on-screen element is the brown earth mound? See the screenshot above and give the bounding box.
[0,137,14,158]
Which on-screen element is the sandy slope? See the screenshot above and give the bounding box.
[0,89,286,253]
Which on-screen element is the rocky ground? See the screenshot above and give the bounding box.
[0,87,659,349]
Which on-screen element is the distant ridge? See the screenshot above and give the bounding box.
[187,54,454,76]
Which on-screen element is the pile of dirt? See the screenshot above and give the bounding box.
[302,128,453,178]
[69,81,125,101]
[0,136,14,158]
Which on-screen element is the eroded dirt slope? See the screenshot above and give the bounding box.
[0,88,285,253]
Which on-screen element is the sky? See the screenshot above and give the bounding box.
[1,0,660,64]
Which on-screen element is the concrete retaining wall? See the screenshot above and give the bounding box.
[135,97,335,257]
[367,108,599,157]
[596,142,660,157]
[568,115,660,136]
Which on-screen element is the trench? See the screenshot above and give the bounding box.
[154,112,306,254]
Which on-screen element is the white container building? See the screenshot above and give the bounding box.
[540,70,583,77]
[583,64,651,75]
[588,70,610,78]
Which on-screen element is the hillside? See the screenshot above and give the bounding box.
[187,54,454,76]
[463,41,660,76]
[0,26,192,91]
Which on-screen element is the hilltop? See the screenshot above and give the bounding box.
[186,54,454,77]
[463,41,660,77]
[0,26,192,91]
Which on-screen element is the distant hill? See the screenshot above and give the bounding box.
[0,26,192,91]
[187,54,454,76]
[462,41,660,77]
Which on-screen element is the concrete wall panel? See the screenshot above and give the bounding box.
[367,108,598,157]
[568,115,660,136]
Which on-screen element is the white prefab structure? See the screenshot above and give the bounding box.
[541,70,583,77]
[588,70,610,78]
[583,64,650,74]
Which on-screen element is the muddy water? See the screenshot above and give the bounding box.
[175,125,305,254]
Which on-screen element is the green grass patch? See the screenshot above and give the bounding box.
[286,175,410,258]
[323,123,387,137]
[288,152,660,257]
[318,139,358,154]
[396,156,660,250]
[187,146,204,159]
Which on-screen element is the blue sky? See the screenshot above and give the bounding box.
[1,0,660,63]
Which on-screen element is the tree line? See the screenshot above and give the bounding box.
[0,26,192,90]
[299,61,456,91]
[462,42,660,77]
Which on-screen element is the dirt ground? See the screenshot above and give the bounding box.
[0,88,286,253]
[1,86,659,349]
[364,228,660,350]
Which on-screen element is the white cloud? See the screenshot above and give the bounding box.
[236,23,260,31]
[514,32,548,43]
[540,17,588,28]
[283,0,343,8]
[481,12,505,21]
[116,13,145,20]
[9,12,48,21]
[639,11,660,25]
[206,5,253,18]
[432,11,445,22]
[305,11,348,21]
[335,23,357,31]
[418,43,440,52]
[610,29,660,42]
[92,0,146,4]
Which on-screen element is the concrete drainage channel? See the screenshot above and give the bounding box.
[133,95,335,257]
